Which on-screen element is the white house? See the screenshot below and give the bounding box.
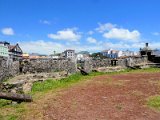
[102,49,122,58]
[76,51,90,61]
[102,49,138,58]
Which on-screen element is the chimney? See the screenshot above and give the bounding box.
[146,43,148,47]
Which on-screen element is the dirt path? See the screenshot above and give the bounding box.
[23,72,160,120]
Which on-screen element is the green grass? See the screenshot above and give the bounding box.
[147,95,160,110]
[0,101,26,120]
[6,114,18,120]
[0,99,12,108]
[0,94,26,120]
[107,67,160,75]
[0,114,18,120]
[31,72,105,93]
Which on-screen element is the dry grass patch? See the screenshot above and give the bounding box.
[130,90,144,97]
[104,79,129,87]
[149,80,160,86]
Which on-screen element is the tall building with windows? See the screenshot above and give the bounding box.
[64,49,75,59]
[0,44,9,57]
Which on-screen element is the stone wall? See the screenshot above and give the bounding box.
[22,59,77,74]
[78,58,93,73]
[118,56,148,67]
[0,56,148,82]
[92,59,112,68]
[0,57,19,82]
[91,56,148,69]
[0,58,77,82]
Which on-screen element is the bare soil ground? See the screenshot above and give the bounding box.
[22,72,160,120]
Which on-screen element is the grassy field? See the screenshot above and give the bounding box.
[0,67,160,120]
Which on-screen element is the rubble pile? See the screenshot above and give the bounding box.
[1,71,68,93]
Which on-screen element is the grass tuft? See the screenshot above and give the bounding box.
[147,95,160,110]
[6,114,18,120]
[0,99,12,108]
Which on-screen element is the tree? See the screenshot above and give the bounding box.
[90,52,107,59]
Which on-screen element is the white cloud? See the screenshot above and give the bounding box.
[103,42,130,49]
[103,28,140,41]
[19,40,63,54]
[148,42,160,49]
[87,31,94,35]
[95,23,117,33]
[131,42,160,50]
[87,37,97,43]
[152,32,160,36]
[19,40,103,54]
[1,27,14,35]
[40,20,51,25]
[19,39,160,55]
[48,28,81,41]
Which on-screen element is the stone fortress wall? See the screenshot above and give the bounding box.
[91,56,148,68]
[0,56,148,82]
[0,58,77,82]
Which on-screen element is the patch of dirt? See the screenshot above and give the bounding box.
[23,72,160,120]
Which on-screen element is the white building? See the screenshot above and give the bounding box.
[49,53,61,59]
[76,51,90,61]
[102,49,122,58]
[102,49,138,58]
[0,44,9,57]
[64,49,75,59]
[121,50,138,57]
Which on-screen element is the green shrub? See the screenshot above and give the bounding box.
[0,99,11,108]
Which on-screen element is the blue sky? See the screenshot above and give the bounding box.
[0,0,160,54]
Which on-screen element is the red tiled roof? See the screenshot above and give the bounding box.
[8,45,16,51]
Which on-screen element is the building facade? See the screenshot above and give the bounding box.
[102,49,122,59]
[64,49,75,59]
[121,50,138,57]
[0,44,9,57]
[8,43,23,61]
[0,41,23,60]
[102,49,138,59]
[76,51,90,61]
[49,53,61,59]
